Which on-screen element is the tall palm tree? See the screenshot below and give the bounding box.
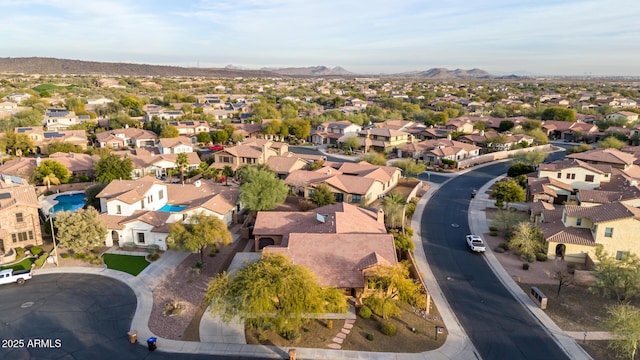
[381,194,407,230]
[222,165,234,186]
[175,153,189,184]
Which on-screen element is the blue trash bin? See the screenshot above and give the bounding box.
[147,337,157,351]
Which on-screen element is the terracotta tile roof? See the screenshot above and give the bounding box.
[97,177,160,204]
[48,152,96,173]
[98,213,125,230]
[266,156,307,174]
[324,175,376,195]
[119,210,173,232]
[568,148,637,167]
[158,136,193,148]
[95,128,158,142]
[222,144,263,158]
[0,180,39,211]
[165,182,238,216]
[541,223,596,246]
[565,202,640,223]
[539,158,606,174]
[578,189,622,204]
[337,162,399,183]
[284,169,335,188]
[530,201,555,215]
[263,233,397,288]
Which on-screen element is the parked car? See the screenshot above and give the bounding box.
[470,189,477,199]
[0,268,32,285]
[208,144,224,151]
[466,234,486,253]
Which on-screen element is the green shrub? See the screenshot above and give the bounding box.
[489,230,498,236]
[526,253,536,263]
[148,244,160,254]
[29,246,43,256]
[536,253,548,262]
[380,322,397,336]
[358,305,372,319]
[148,252,160,262]
[73,252,85,260]
[522,263,530,270]
[15,247,25,259]
[209,247,219,257]
[489,226,498,232]
[282,330,301,341]
[90,247,102,254]
[60,253,71,259]
[499,242,510,251]
[366,333,374,341]
[34,252,50,267]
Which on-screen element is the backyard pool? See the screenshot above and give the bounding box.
[50,193,86,213]
[158,204,188,212]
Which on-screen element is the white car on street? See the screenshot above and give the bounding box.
[466,234,486,253]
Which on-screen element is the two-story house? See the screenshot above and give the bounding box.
[540,201,640,263]
[567,148,637,171]
[97,177,240,250]
[310,121,362,145]
[168,121,212,138]
[95,127,158,149]
[0,175,42,263]
[43,108,85,131]
[15,127,88,154]
[356,128,412,153]
[396,138,481,163]
[210,139,288,171]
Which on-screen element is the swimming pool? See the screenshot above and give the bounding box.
[158,204,188,212]
[50,193,86,213]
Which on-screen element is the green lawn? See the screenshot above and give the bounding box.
[1,257,36,271]
[102,254,150,276]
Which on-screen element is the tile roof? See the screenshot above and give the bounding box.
[263,233,397,288]
[266,156,307,174]
[530,201,556,215]
[538,158,606,174]
[158,136,193,148]
[97,177,160,204]
[324,174,376,195]
[578,189,622,204]
[541,224,596,246]
[119,210,173,233]
[568,148,637,167]
[565,202,640,223]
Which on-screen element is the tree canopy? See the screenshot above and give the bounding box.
[591,246,640,302]
[54,208,107,252]
[364,262,427,319]
[33,159,71,187]
[605,303,640,360]
[168,212,232,262]
[206,253,347,337]
[175,153,190,184]
[239,168,288,211]
[492,178,525,209]
[310,183,336,206]
[394,159,426,177]
[508,222,545,256]
[94,154,134,182]
[359,151,387,166]
[159,124,179,138]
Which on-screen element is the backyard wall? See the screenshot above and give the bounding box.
[36,182,97,196]
[457,144,553,169]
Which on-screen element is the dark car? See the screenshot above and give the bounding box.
[470,189,477,198]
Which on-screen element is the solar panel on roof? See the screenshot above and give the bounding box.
[0,193,11,199]
[1,174,23,184]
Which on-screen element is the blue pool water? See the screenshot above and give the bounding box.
[158,204,188,212]
[50,193,86,213]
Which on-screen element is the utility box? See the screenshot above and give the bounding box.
[127,331,137,344]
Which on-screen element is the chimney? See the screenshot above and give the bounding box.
[377,208,384,224]
[447,134,452,141]
[480,130,485,136]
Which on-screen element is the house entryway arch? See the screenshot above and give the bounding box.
[258,237,275,250]
[555,244,566,260]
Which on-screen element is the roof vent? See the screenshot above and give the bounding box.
[316,213,325,223]
[195,180,202,187]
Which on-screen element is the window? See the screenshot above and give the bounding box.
[137,232,146,244]
[605,227,614,238]
[566,173,576,180]
[616,251,629,261]
[352,194,362,203]
[557,172,562,179]
[576,218,582,226]
[585,175,594,183]
[159,190,164,200]
[116,205,122,215]
[11,232,30,243]
[16,213,24,223]
[140,199,144,208]
[148,195,153,203]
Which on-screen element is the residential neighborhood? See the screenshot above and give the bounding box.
[1,71,640,360]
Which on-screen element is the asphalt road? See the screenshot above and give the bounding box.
[0,274,253,360]
[420,153,569,360]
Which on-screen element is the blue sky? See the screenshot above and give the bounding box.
[1,0,639,76]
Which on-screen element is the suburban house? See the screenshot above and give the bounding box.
[539,201,640,263]
[567,148,636,170]
[310,121,362,145]
[605,111,639,123]
[458,131,535,152]
[0,175,43,263]
[95,128,158,149]
[355,128,413,152]
[210,139,288,171]
[232,123,263,140]
[285,162,401,205]
[266,156,309,179]
[0,153,96,181]
[157,137,194,154]
[537,159,612,191]
[254,202,397,297]
[15,127,88,154]
[443,118,475,133]
[168,121,211,137]
[43,108,86,131]
[144,108,183,122]
[97,177,240,250]
[116,148,201,179]
[541,121,598,142]
[527,176,575,204]
[396,138,481,163]
[3,93,32,103]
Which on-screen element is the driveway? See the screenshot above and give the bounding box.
[0,273,250,360]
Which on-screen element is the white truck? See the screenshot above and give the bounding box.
[0,268,32,285]
[466,234,486,253]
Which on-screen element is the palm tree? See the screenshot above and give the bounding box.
[381,194,407,230]
[222,165,234,186]
[175,153,189,184]
[42,173,61,191]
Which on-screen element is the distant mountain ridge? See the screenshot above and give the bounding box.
[0,57,508,79]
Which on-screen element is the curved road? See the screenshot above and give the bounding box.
[0,274,252,360]
[420,156,569,360]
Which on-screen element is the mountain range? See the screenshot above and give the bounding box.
[0,57,508,79]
